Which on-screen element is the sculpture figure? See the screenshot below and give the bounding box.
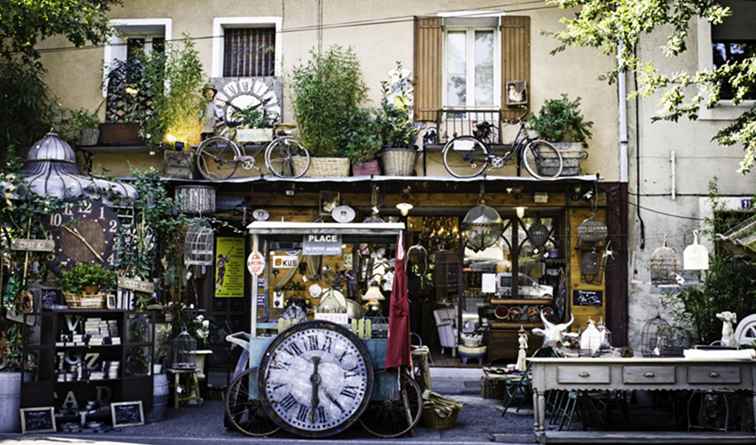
[531,310,576,345]
[515,327,528,372]
[716,311,738,348]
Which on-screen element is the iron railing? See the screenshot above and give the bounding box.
[431,109,503,145]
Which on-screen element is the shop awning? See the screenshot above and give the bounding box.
[721,214,756,252]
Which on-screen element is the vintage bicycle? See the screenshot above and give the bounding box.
[195,133,311,181]
[442,118,564,179]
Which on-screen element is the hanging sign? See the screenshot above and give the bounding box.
[272,254,299,269]
[215,237,245,298]
[247,250,265,277]
[117,277,155,294]
[11,239,55,252]
[573,289,603,306]
[302,234,342,256]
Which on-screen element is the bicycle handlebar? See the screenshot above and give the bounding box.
[225,331,252,351]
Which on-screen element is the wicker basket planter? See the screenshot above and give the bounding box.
[293,156,350,177]
[352,159,381,176]
[381,146,417,176]
[78,128,100,146]
[539,142,588,177]
[98,123,141,146]
[64,292,106,309]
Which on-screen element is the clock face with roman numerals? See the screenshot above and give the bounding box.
[258,320,373,437]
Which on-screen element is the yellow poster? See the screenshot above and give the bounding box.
[215,237,245,298]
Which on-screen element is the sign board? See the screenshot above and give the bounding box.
[215,237,245,298]
[272,254,299,269]
[11,239,55,252]
[573,289,603,306]
[20,407,56,434]
[302,234,342,256]
[247,250,265,276]
[741,198,753,209]
[118,277,155,294]
[110,401,144,428]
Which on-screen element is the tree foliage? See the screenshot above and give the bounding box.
[550,0,755,173]
[1,0,121,66]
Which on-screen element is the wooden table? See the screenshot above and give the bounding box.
[527,357,756,444]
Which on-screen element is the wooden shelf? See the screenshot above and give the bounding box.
[490,298,553,305]
[77,145,156,154]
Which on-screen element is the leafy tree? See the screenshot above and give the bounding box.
[549,0,755,173]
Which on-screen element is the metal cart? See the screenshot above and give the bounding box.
[223,222,422,438]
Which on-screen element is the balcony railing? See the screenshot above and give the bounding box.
[429,109,503,145]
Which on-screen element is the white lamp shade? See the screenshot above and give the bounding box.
[362,286,385,302]
[683,232,709,271]
[396,202,414,216]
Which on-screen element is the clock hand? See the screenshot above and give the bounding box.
[325,390,345,414]
[309,356,321,423]
[62,226,104,262]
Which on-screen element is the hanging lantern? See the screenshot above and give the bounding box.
[462,204,503,252]
[683,230,709,271]
[580,249,599,283]
[577,215,608,244]
[528,219,550,249]
[175,185,216,215]
[649,237,681,285]
[184,219,214,266]
[171,329,197,369]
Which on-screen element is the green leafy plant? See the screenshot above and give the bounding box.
[344,108,382,163]
[60,263,117,294]
[377,62,418,148]
[55,108,100,143]
[528,94,593,144]
[233,102,277,129]
[291,46,367,157]
[0,323,24,371]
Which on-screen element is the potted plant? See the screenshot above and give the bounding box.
[59,109,101,146]
[377,62,419,176]
[0,323,22,432]
[101,57,152,145]
[60,263,117,295]
[345,108,383,176]
[527,94,594,176]
[291,46,367,177]
[232,101,277,144]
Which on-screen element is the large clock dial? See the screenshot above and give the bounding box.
[259,320,373,437]
[213,78,282,136]
[50,198,118,267]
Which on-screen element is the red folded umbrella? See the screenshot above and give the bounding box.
[385,231,410,369]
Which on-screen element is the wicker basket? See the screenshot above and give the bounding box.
[381,147,417,176]
[537,143,588,177]
[64,292,105,309]
[293,156,350,177]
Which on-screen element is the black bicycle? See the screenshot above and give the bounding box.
[442,119,564,179]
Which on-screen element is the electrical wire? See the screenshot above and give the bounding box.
[632,45,646,249]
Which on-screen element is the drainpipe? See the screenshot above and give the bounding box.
[618,45,629,183]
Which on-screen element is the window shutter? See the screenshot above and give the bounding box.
[500,16,530,121]
[414,17,442,122]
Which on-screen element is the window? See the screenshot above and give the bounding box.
[711,1,756,100]
[223,27,276,77]
[444,18,499,108]
[212,17,282,78]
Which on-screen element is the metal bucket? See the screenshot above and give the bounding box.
[0,372,21,432]
[175,185,216,214]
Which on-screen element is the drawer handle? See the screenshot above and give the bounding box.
[710,371,720,378]
[643,371,656,378]
[578,371,590,378]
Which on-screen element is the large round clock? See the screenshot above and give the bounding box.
[49,198,119,267]
[258,320,373,437]
[213,78,282,136]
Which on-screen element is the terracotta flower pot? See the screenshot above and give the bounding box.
[83,285,99,295]
[352,159,382,176]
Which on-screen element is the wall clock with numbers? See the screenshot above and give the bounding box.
[258,320,373,437]
[49,198,119,267]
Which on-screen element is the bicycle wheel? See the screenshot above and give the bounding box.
[265,136,310,178]
[225,367,280,437]
[196,136,242,180]
[442,135,489,178]
[359,371,423,438]
[522,140,563,179]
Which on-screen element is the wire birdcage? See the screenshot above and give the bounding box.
[577,215,608,244]
[649,238,681,285]
[462,204,503,252]
[171,329,197,369]
[641,314,689,357]
[528,219,550,249]
[184,218,214,266]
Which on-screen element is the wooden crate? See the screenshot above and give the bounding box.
[163,151,194,179]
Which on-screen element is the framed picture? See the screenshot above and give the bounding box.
[20,407,56,434]
[106,294,117,309]
[110,401,144,428]
[506,80,528,106]
[319,191,341,216]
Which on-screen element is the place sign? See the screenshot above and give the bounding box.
[118,276,155,294]
[11,239,55,252]
[302,234,342,256]
[573,289,603,306]
[111,401,144,428]
[20,407,56,434]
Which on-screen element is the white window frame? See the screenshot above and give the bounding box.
[102,18,172,97]
[442,23,501,110]
[696,17,755,121]
[211,16,283,78]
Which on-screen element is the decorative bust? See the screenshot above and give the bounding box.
[716,311,737,348]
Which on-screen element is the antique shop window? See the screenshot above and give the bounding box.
[444,18,500,108]
[223,27,276,77]
[711,0,756,100]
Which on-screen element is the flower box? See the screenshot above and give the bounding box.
[236,128,273,144]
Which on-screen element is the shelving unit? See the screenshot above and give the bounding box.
[21,309,156,411]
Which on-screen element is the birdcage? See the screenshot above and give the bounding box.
[462,204,503,252]
[528,219,550,249]
[184,218,214,266]
[171,329,197,369]
[649,240,681,285]
[577,215,608,244]
[641,314,689,357]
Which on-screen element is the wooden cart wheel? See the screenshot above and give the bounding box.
[359,371,423,438]
[225,367,279,437]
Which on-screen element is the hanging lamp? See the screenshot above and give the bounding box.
[683,230,709,271]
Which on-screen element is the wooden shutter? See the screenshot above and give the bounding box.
[223,28,276,77]
[500,16,530,120]
[414,17,442,122]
